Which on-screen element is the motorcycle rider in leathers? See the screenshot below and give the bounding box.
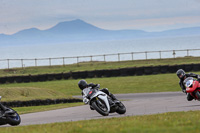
[78,79,119,105]
[176,69,200,101]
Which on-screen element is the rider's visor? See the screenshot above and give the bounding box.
[179,74,184,78]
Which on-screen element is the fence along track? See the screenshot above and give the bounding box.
[0,48,200,69]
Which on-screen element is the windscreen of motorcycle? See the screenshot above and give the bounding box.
[184,77,194,87]
[82,87,91,96]
[87,89,97,98]
[82,87,97,98]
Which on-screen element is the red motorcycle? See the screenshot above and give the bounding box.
[184,77,200,100]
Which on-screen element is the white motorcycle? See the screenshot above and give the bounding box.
[83,88,126,116]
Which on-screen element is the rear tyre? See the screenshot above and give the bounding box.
[91,100,109,116]
[116,102,126,114]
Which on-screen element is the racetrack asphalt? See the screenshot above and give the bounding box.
[7,92,200,126]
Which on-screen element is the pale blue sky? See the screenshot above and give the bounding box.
[0,0,200,34]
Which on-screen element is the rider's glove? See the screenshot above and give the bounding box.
[96,84,100,89]
[197,75,200,81]
[83,98,89,104]
[182,89,186,93]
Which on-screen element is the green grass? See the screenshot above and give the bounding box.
[0,87,68,101]
[0,56,198,102]
[13,102,83,114]
[0,111,200,133]
[0,73,183,101]
[1,56,200,76]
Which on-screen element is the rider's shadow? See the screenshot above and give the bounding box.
[93,113,122,118]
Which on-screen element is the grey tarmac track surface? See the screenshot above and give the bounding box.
[12,92,200,126]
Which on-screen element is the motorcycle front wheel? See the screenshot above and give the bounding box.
[91,99,109,116]
[5,108,21,126]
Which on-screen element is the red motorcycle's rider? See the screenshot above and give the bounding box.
[78,79,119,104]
[176,69,200,101]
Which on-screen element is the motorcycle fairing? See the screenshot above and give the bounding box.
[89,91,110,113]
[186,80,200,93]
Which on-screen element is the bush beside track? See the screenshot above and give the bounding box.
[0,63,199,84]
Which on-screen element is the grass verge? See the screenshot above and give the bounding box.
[13,102,83,114]
[0,111,200,133]
[0,72,184,101]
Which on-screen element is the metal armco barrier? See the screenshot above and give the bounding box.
[1,63,200,84]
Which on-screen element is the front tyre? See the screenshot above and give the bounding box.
[6,109,21,126]
[91,100,109,116]
[195,91,200,99]
[116,102,126,114]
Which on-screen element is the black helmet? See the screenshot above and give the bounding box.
[176,69,186,79]
[78,80,88,90]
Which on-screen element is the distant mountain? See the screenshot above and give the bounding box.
[46,19,105,34]
[1,19,200,46]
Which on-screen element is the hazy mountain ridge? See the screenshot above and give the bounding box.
[0,19,200,46]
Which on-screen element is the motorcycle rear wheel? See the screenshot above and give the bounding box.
[91,100,109,116]
[116,102,126,114]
